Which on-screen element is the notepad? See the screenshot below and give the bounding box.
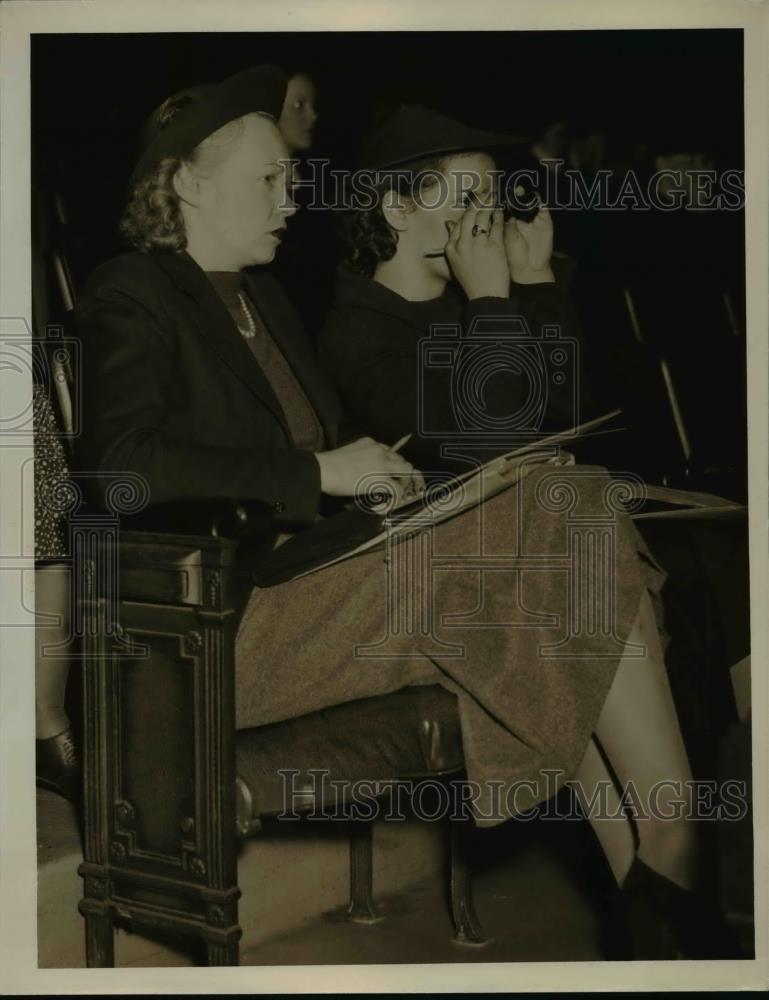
[250,410,745,587]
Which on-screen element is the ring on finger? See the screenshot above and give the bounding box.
[471,224,490,237]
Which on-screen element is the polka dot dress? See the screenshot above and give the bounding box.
[33,382,70,560]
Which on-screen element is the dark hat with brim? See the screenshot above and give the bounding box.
[357,104,527,171]
[130,65,287,186]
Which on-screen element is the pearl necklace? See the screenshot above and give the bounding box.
[237,292,257,340]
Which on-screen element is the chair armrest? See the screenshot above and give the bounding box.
[117,497,276,542]
[69,497,274,608]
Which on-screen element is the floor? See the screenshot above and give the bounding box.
[37,719,754,968]
[241,791,756,968]
[241,832,608,966]
[38,782,623,966]
[243,798,643,966]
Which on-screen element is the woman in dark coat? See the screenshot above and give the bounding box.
[75,71,729,959]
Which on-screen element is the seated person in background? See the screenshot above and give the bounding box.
[74,68,738,960]
[277,68,319,155]
[273,66,340,337]
[34,381,76,800]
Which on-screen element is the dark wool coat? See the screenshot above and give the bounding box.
[318,266,597,477]
[75,249,340,523]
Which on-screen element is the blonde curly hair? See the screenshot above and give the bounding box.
[120,99,255,253]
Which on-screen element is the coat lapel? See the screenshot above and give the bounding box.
[154,251,291,435]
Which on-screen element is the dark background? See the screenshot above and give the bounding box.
[31,30,747,496]
[31,30,744,194]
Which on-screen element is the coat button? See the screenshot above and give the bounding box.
[273,501,286,514]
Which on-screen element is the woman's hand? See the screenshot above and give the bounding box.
[444,205,510,300]
[316,437,425,504]
[504,201,555,284]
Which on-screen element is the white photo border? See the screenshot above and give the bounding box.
[1,0,767,993]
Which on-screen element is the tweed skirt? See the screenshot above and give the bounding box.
[235,462,667,824]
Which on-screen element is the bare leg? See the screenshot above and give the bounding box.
[35,563,71,738]
[567,587,739,959]
[591,588,697,890]
[573,736,636,886]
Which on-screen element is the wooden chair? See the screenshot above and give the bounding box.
[70,482,750,966]
[73,497,485,966]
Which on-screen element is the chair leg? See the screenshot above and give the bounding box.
[347,820,381,923]
[206,937,240,966]
[449,816,489,946]
[83,908,115,967]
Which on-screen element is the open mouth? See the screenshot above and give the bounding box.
[269,228,286,241]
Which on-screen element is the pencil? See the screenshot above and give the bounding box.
[389,433,412,454]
